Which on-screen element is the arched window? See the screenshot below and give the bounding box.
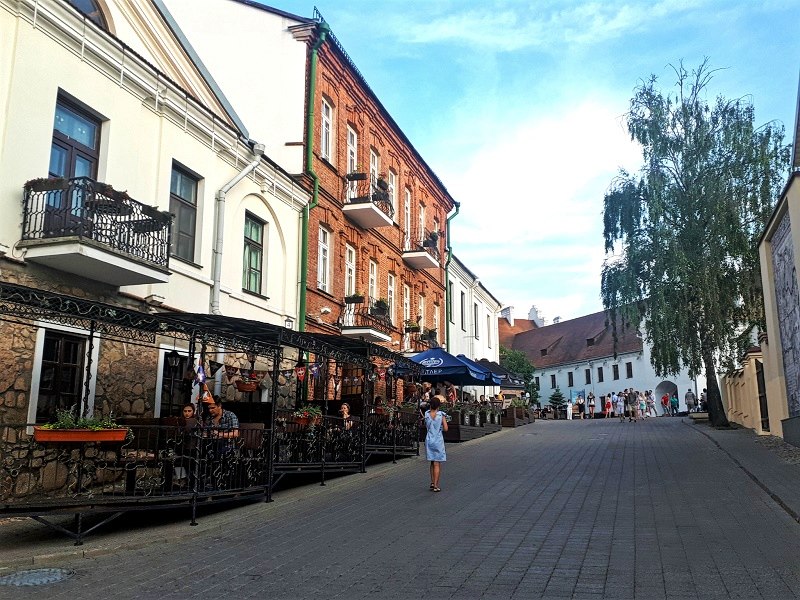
[68,0,108,30]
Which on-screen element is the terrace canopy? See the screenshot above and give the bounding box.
[401,347,493,386]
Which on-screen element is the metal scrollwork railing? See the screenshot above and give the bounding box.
[22,177,172,269]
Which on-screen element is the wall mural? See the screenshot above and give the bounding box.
[771,212,800,418]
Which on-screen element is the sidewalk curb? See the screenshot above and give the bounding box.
[686,419,800,526]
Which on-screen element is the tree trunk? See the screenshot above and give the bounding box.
[703,349,729,428]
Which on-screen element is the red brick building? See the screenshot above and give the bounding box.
[293,18,458,352]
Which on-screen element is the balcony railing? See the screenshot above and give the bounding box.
[340,296,394,342]
[402,228,441,269]
[22,177,172,269]
[342,173,395,228]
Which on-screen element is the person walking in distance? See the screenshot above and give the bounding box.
[670,391,680,416]
[424,396,448,492]
[685,388,697,413]
[605,395,612,418]
[616,393,626,422]
[587,392,596,419]
[661,393,670,416]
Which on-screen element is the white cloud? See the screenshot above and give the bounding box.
[446,98,641,321]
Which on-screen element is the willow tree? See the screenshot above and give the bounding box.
[601,60,790,427]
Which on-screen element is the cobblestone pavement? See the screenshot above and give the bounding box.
[3,417,800,600]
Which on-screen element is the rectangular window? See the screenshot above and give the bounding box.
[346,126,358,197]
[317,227,330,292]
[368,260,377,302]
[320,98,332,160]
[36,330,86,423]
[534,376,540,389]
[568,372,574,387]
[597,367,604,383]
[585,368,591,385]
[487,314,492,348]
[370,149,379,193]
[170,164,199,262]
[419,295,426,329]
[473,302,479,339]
[419,204,426,242]
[50,99,100,179]
[387,274,395,325]
[403,284,411,324]
[613,364,620,380]
[433,304,440,338]
[388,170,397,218]
[550,374,556,389]
[448,281,454,323]
[626,362,633,378]
[460,291,466,331]
[345,244,356,296]
[403,189,412,249]
[242,212,265,294]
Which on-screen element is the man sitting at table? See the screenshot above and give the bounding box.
[203,395,240,440]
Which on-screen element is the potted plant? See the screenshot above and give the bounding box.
[345,172,368,181]
[404,319,421,333]
[370,298,389,317]
[344,292,365,304]
[423,327,437,341]
[422,231,439,248]
[25,177,69,193]
[293,404,323,427]
[33,409,131,443]
[376,174,389,191]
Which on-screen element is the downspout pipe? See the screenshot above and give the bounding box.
[210,142,265,315]
[298,21,330,332]
[444,201,461,351]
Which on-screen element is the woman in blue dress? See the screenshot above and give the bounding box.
[425,396,449,492]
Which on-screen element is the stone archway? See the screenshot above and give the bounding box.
[655,380,677,404]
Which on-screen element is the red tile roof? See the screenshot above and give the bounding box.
[498,318,536,349]
[509,310,642,368]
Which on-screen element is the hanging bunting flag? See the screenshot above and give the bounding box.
[208,360,223,378]
[195,364,206,384]
[333,375,341,393]
[224,365,239,381]
[251,370,267,383]
[378,368,386,381]
[282,369,294,379]
[295,366,307,382]
[309,364,320,378]
[240,368,251,381]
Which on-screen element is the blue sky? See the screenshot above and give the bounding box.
[267,0,799,323]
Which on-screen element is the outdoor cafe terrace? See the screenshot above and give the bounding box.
[0,282,520,543]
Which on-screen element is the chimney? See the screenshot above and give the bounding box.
[500,306,514,326]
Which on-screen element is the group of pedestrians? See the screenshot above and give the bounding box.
[575,387,708,421]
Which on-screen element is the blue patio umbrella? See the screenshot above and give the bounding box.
[398,347,489,385]
[456,354,502,385]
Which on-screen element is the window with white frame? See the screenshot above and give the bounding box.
[418,204,425,241]
[346,126,358,197]
[403,284,410,324]
[403,189,412,249]
[419,295,426,329]
[320,98,333,160]
[370,148,379,193]
[388,170,397,218]
[460,291,466,331]
[550,374,556,389]
[433,217,440,241]
[345,244,356,296]
[473,302,479,339]
[368,260,377,302]
[387,274,395,325]
[433,304,440,337]
[486,314,492,348]
[317,227,330,292]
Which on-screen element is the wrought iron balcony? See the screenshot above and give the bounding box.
[401,228,440,270]
[20,177,171,286]
[342,173,395,229]
[340,296,394,343]
[408,329,439,351]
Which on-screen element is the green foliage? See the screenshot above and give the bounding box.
[601,59,790,427]
[39,408,125,430]
[293,404,323,418]
[548,388,566,409]
[499,346,536,395]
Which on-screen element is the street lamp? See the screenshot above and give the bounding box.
[284,317,294,330]
[166,349,181,416]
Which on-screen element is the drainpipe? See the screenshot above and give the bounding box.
[298,21,330,332]
[444,201,461,351]
[210,142,265,315]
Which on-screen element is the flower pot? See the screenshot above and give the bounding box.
[344,294,365,304]
[27,178,68,192]
[376,178,389,191]
[235,380,259,392]
[294,416,310,427]
[33,426,128,443]
[370,306,388,317]
[404,326,420,333]
[346,172,368,181]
